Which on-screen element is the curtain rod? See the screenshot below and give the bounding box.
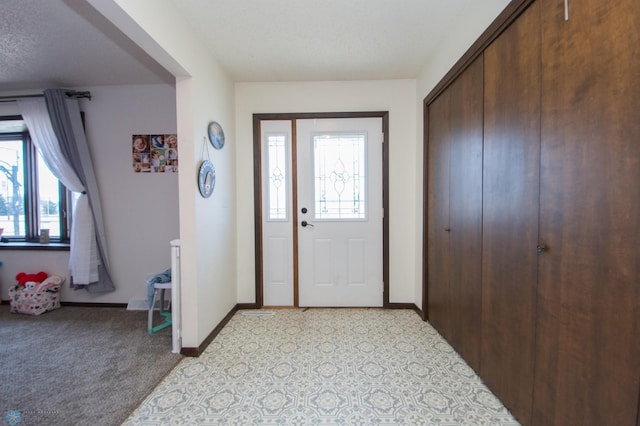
[0,90,92,103]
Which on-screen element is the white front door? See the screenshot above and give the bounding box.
[260,116,383,307]
[296,118,383,307]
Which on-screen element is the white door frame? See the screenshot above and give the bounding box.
[253,112,390,308]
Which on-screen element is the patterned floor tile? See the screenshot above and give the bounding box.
[123,309,520,425]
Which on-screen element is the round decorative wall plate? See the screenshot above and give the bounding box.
[207,121,225,150]
[198,160,215,198]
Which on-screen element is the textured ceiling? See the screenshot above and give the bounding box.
[0,0,173,91]
[0,0,509,91]
[172,0,498,82]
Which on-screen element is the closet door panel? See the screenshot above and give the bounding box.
[535,0,640,424]
[426,89,452,339]
[447,56,484,371]
[481,2,540,423]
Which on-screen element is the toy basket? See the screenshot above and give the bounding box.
[8,276,64,315]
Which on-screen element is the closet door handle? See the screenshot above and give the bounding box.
[444,228,451,232]
[536,244,547,254]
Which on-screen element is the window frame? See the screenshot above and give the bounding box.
[0,115,71,245]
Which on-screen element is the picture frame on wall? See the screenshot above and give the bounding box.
[132,134,178,173]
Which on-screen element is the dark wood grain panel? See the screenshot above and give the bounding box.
[426,87,452,339]
[481,3,541,424]
[424,0,536,105]
[534,0,640,424]
[447,57,484,372]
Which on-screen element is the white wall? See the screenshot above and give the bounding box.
[416,0,510,96]
[89,0,237,348]
[80,84,179,303]
[235,80,417,305]
[1,0,512,343]
[0,84,178,304]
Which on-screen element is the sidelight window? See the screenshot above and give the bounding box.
[267,133,288,220]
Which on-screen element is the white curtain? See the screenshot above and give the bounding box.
[17,99,100,284]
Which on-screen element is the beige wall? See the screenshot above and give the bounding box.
[75,0,509,344]
[235,80,418,305]
[1,0,512,346]
[89,0,237,348]
[0,84,178,304]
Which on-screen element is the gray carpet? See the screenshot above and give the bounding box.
[0,305,182,426]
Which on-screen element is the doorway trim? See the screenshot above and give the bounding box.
[253,111,390,308]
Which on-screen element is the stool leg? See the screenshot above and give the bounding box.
[148,289,158,333]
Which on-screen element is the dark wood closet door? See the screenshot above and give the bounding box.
[534,0,640,424]
[426,57,484,369]
[481,2,540,424]
[446,56,484,371]
[426,84,452,340]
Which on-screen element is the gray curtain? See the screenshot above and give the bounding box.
[44,88,114,293]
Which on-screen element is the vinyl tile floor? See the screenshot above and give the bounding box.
[123,309,520,425]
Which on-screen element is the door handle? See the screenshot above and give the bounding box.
[301,220,314,228]
[536,244,547,254]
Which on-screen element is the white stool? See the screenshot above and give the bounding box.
[147,282,172,334]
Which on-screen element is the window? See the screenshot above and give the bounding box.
[313,132,367,220]
[0,116,71,242]
[267,133,288,220]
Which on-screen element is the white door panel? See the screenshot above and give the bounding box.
[296,117,383,307]
[261,120,294,306]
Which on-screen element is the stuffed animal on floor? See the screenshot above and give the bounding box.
[9,273,63,315]
[16,271,48,289]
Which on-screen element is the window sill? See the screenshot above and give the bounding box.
[0,241,70,251]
